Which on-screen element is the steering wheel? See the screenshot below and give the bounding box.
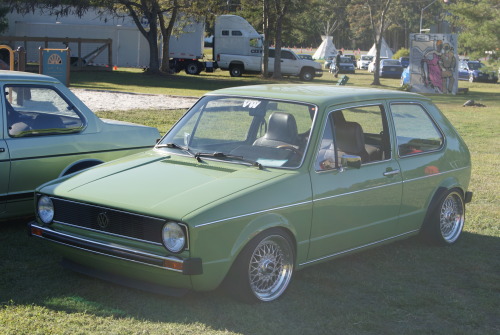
[277,145,302,155]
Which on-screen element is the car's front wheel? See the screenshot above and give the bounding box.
[225,228,295,303]
[300,68,314,81]
[422,189,465,245]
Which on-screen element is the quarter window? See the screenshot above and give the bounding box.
[391,103,443,156]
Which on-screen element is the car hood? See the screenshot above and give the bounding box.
[44,151,286,221]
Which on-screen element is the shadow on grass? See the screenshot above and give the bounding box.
[1,221,498,334]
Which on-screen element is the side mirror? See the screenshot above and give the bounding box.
[340,154,361,170]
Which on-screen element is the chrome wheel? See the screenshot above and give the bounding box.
[248,234,294,302]
[439,191,465,244]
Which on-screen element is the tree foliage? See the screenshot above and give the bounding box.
[448,0,500,58]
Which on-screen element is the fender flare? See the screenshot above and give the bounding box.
[59,159,104,177]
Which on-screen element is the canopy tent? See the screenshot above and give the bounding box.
[313,36,337,60]
[367,38,393,58]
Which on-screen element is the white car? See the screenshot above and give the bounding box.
[357,55,374,70]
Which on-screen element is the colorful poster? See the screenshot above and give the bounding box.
[409,34,458,94]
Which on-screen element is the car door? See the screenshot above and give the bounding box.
[0,137,8,214]
[307,103,403,261]
[268,50,300,75]
[3,85,86,213]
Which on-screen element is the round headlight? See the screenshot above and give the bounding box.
[162,222,186,253]
[38,195,54,224]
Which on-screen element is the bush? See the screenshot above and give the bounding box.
[393,48,410,60]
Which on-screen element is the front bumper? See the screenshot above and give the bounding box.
[315,69,324,77]
[28,221,203,275]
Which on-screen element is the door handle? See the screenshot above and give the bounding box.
[383,169,400,176]
[0,148,4,153]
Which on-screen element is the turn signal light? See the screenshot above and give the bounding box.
[163,259,183,271]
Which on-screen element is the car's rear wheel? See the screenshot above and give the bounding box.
[185,62,202,75]
[225,228,295,303]
[422,189,465,245]
[229,65,243,77]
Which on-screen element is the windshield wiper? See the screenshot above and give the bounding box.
[156,142,195,157]
[194,152,263,170]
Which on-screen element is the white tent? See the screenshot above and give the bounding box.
[367,38,393,58]
[313,36,337,60]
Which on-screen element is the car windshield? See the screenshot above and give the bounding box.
[468,62,483,70]
[361,56,373,61]
[340,57,352,63]
[159,96,316,169]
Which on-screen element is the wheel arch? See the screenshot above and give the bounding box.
[421,179,465,230]
[59,159,104,177]
[229,213,298,264]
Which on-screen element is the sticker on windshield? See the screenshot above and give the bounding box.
[256,159,288,167]
[242,100,262,109]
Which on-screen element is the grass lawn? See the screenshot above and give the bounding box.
[1,68,498,334]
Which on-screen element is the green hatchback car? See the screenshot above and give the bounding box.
[0,71,160,220]
[29,84,472,303]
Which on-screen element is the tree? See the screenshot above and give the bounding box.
[448,0,500,59]
[348,0,393,85]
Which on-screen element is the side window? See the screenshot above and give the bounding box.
[222,30,229,36]
[5,86,84,137]
[315,105,390,171]
[282,51,294,60]
[249,38,261,48]
[231,30,243,36]
[391,103,444,156]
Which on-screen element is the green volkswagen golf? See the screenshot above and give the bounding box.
[29,84,472,303]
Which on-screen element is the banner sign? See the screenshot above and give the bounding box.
[409,34,458,95]
[39,48,70,86]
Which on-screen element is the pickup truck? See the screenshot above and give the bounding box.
[217,48,323,81]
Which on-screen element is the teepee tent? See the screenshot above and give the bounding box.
[313,36,337,60]
[367,38,393,58]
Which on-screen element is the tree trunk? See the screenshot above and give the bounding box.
[159,0,178,73]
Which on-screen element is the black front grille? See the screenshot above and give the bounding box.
[52,198,165,244]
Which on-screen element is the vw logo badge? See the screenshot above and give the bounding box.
[97,212,109,229]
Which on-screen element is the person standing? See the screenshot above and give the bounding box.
[334,50,342,78]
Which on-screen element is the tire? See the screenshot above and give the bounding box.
[300,69,314,81]
[422,189,465,246]
[229,65,243,77]
[185,62,201,75]
[225,228,295,303]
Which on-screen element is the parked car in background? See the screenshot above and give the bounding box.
[401,66,410,86]
[329,56,356,74]
[0,71,160,220]
[458,61,498,83]
[357,55,374,70]
[379,59,404,78]
[324,55,335,69]
[343,54,357,67]
[368,57,388,73]
[399,57,410,68]
[30,84,472,303]
[298,54,313,61]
